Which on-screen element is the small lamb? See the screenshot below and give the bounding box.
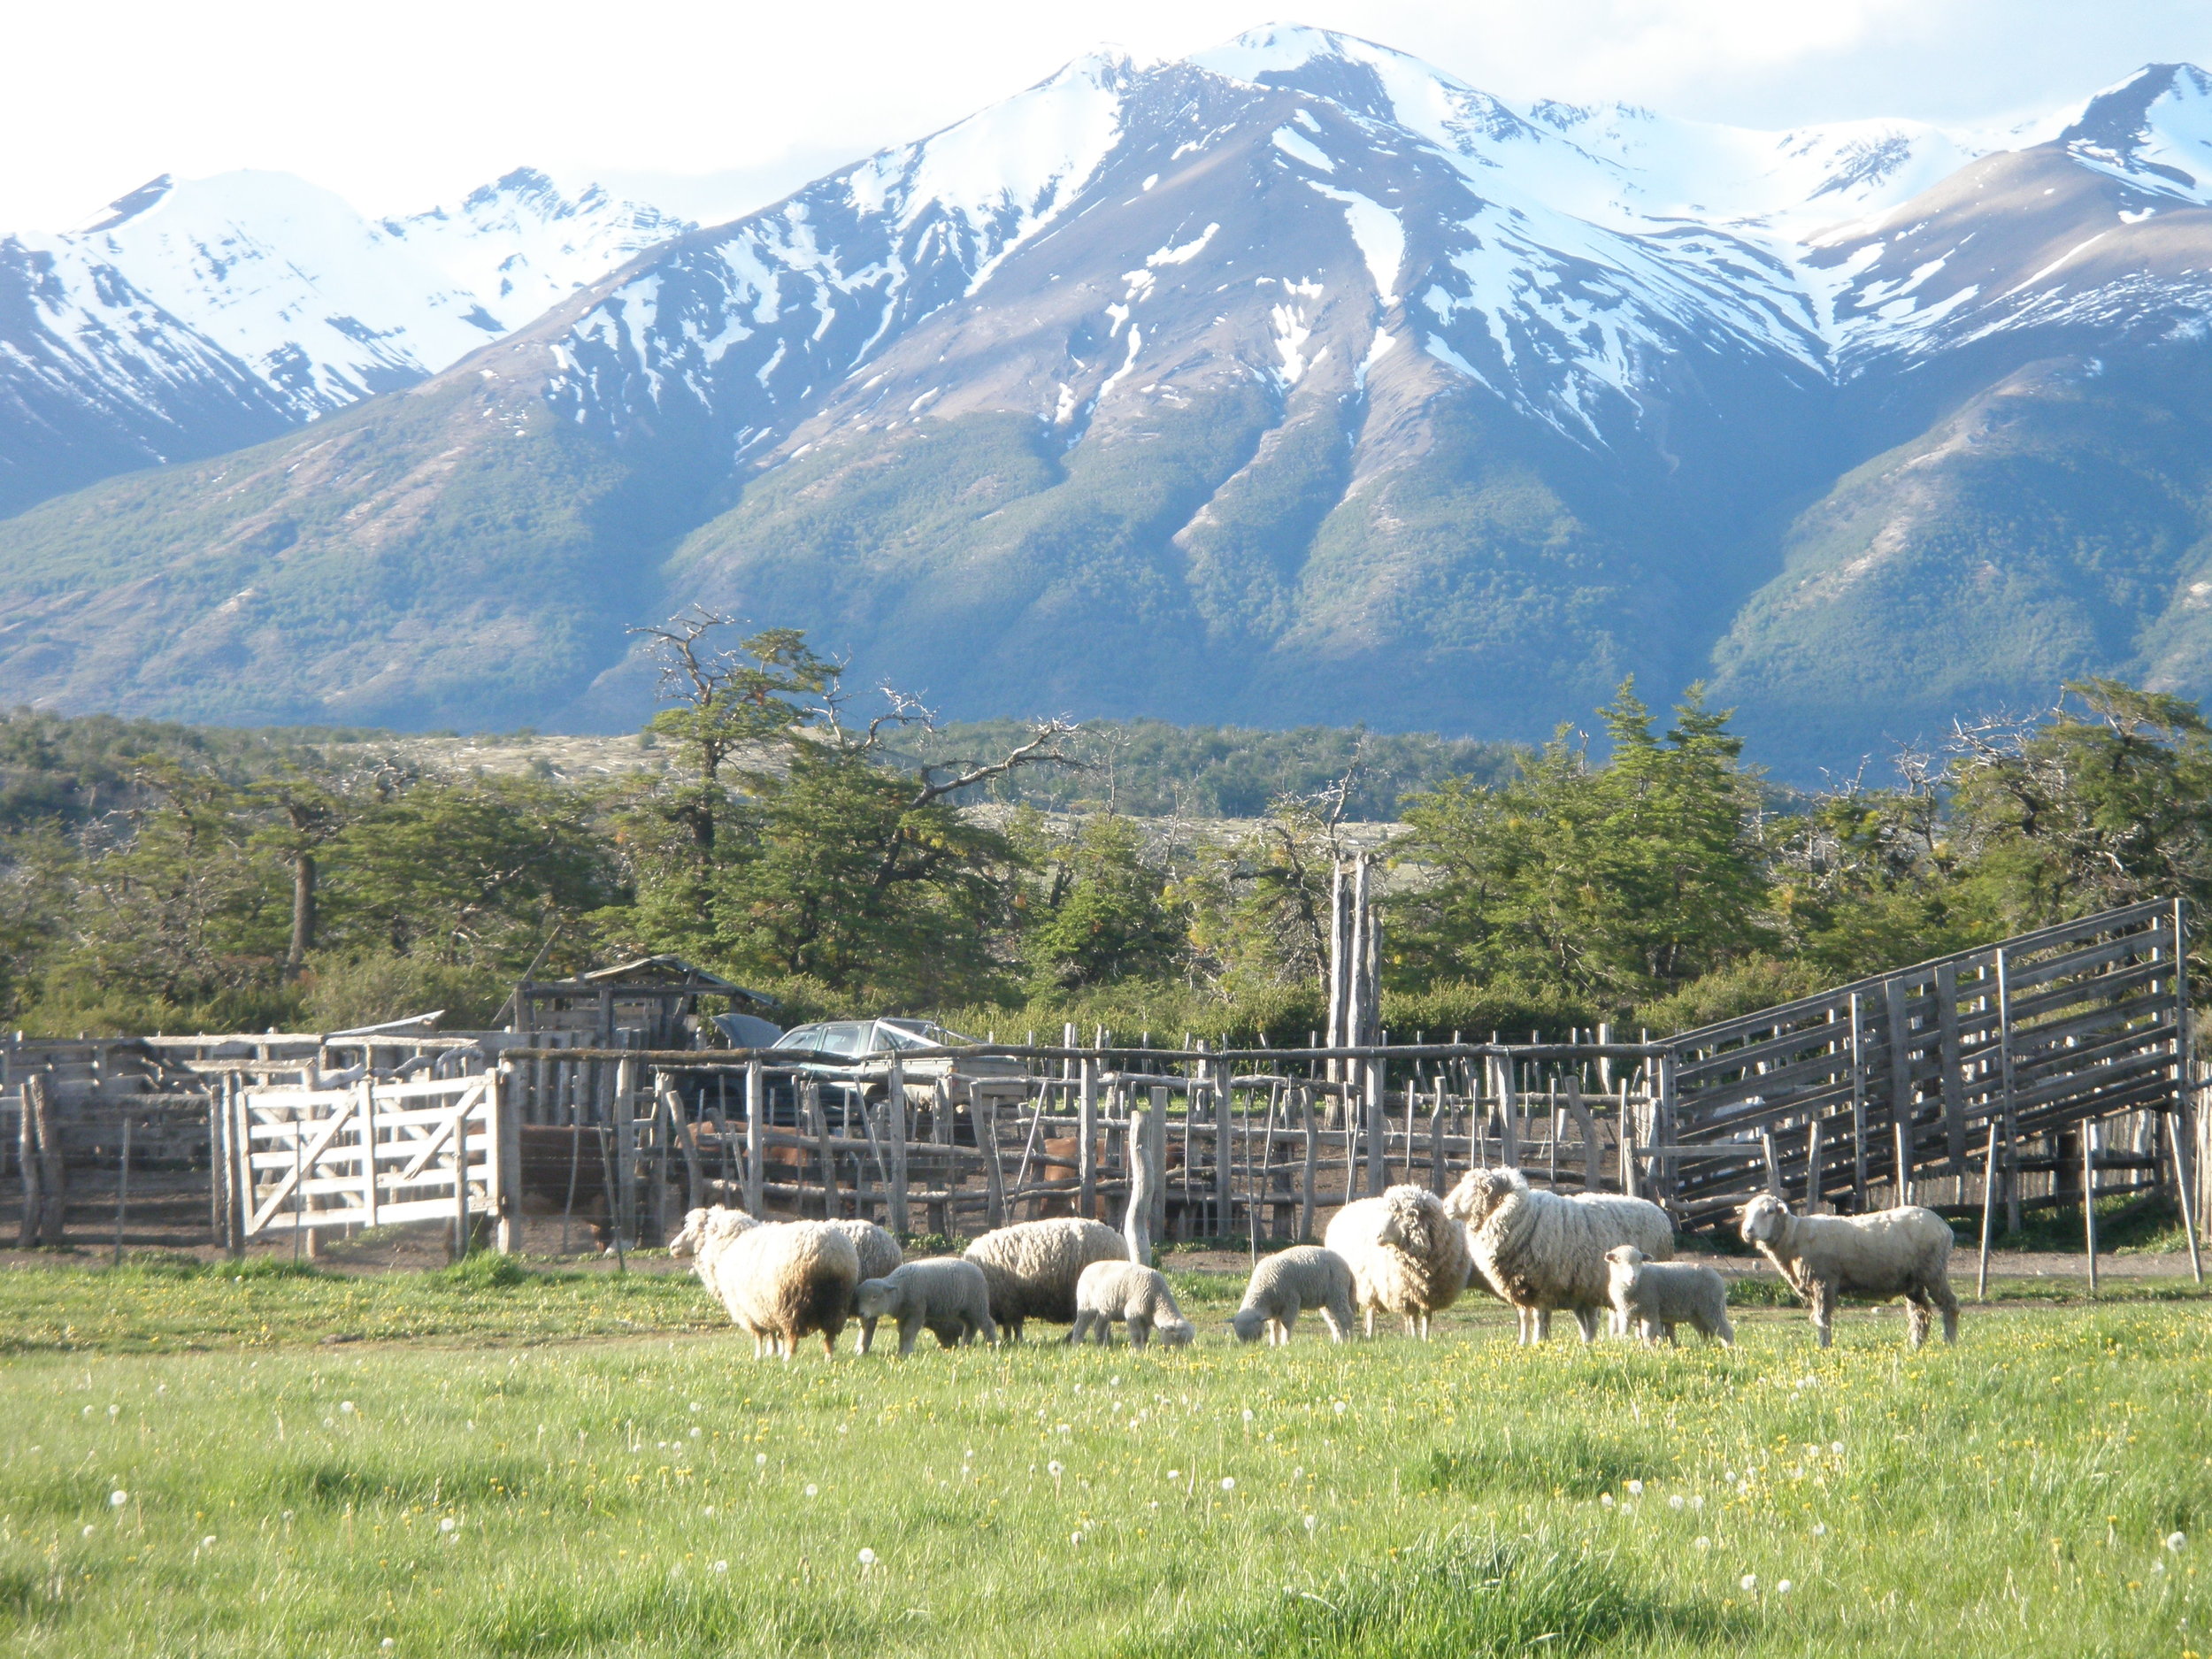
[1604,1245,1733,1346]
[1228,1246,1356,1346]
[1068,1260,1194,1348]
[852,1258,999,1357]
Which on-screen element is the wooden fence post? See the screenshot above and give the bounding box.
[1430,1076,1448,1194]
[1495,1056,1520,1168]
[1995,947,2021,1233]
[1078,1056,1098,1221]
[1977,1118,2000,1299]
[111,1110,133,1265]
[1297,1086,1317,1243]
[980,1088,1005,1231]
[809,1081,838,1220]
[1364,1058,1387,1195]
[611,1057,638,1248]
[1125,1096,1157,1266]
[885,1058,910,1238]
[1214,1059,1233,1234]
[2083,1119,2100,1295]
[1562,1077,1599,1194]
[743,1059,764,1217]
[18,1071,42,1248]
[1806,1117,1824,1214]
[493,1066,523,1255]
[226,1075,247,1258]
[1148,1083,1168,1240]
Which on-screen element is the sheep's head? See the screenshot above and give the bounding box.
[1604,1244,1647,1271]
[1443,1169,1524,1227]
[1153,1317,1195,1348]
[669,1209,711,1259]
[1739,1194,1793,1247]
[1228,1307,1268,1343]
[853,1278,900,1319]
[1376,1188,1434,1255]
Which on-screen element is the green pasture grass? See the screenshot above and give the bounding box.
[2,1258,2210,1657]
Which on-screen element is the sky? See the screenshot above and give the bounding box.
[7,0,2212,230]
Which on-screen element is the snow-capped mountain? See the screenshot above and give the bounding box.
[6,27,2212,775]
[0,167,687,513]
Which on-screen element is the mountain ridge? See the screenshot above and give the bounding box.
[5,28,2212,775]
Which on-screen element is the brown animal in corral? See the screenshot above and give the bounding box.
[515,1125,616,1246]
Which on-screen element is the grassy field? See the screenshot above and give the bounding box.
[2,1258,2208,1657]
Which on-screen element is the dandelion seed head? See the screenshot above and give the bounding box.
[1304,1515,1318,1532]
[1777,1580,1793,1594]
[2170,1532,2189,1552]
[1048,1461,1064,1478]
[712,1560,728,1573]
[804,1484,818,1498]
[1740,1574,1757,1592]
[757,1453,768,1466]
[1694,1536,1710,1550]
[1669,1494,1686,1510]
[1627,1479,1644,1496]
[1071,1531,1082,1545]
[1221,1477,1235,1492]
[200,1536,216,1549]
[857,1548,877,1568]
[1812,1522,1827,1537]
[340,1402,355,1414]
[109,1491,127,1509]
[440,1517,457,1532]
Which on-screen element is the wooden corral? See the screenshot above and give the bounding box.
[3,902,2207,1277]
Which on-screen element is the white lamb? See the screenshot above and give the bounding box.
[853,1258,998,1356]
[1067,1260,1194,1348]
[1739,1194,1959,1348]
[1446,1168,1674,1344]
[1604,1245,1733,1346]
[963,1218,1131,1340]
[1323,1185,1471,1339]
[1228,1246,1356,1346]
[702,1220,860,1359]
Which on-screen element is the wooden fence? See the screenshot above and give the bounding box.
[4,902,2207,1263]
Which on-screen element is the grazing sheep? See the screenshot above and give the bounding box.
[703,1221,860,1359]
[1228,1246,1356,1346]
[853,1259,998,1357]
[1446,1169,1674,1344]
[1604,1245,1733,1346]
[1738,1194,1959,1348]
[1323,1185,1472,1339]
[963,1218,1130,1340]
[1067,1260,1194,1348]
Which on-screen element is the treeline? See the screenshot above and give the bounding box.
[3,618,2208,1043]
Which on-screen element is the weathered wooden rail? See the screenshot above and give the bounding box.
[4,902,2206,1266]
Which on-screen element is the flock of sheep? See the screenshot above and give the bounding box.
[667,1167,1962,1359]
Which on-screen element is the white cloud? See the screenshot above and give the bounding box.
[1,0,2208,231]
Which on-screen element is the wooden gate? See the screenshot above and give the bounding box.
[230,1071,503,1242]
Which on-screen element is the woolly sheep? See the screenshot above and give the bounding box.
[1228,1246,1356,1346]
[1067,1260,1194,1348]
[703,1220,860,1359]
[853,1258,998,1357]
[1447,1168,1674,1344]
[1739,1194,1959,1348]
[1323,1185,1471,1339]
[963,1217,1130,1340]
[1604,1245,1733,1346]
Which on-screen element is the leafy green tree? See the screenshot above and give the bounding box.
[1393,682,1770,1007]
[318,776,621,971]
[1016,811,1187,995]
[1947,678,2212,933]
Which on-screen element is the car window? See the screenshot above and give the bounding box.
[876,1021,934,1051]
[771,1025,819,1050]
[816,1023,870,1057]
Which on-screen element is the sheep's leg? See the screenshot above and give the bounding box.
[1064,1313,1091,1346]
[856,1316,878,1356]
[1363,1305,1375,1340]
[1709,1311,1735,1347]
[1129,1315,1150,1349]
[1809,1280,1836,1348]
[1323,1303,1352,1343]
[1927,1276,1961,1343]
[1903,1294,1932,1349]
[1572,1306,1600,1344]
[820,1329,837,1359]
[897,1317,923,1359]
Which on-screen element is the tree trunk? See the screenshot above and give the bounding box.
[286,851,318,977]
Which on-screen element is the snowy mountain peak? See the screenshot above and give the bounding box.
[2059,61,2212,202]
